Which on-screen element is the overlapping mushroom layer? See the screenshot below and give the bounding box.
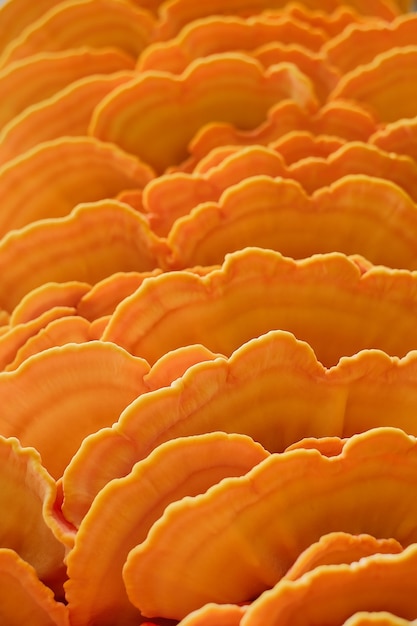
[1,0,417,624]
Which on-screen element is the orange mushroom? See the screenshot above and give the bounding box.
[0,0,156,68]
[65,433,268,625]
[123,428,417,619]
[0,549,69,626]
[90,54,318,172]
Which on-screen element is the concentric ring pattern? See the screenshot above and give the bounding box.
[1,1,417,624]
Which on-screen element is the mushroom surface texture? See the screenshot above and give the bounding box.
[1,0,417,624]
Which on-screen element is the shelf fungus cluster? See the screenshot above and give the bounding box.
[2,0,417,624]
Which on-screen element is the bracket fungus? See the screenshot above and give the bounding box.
[1,0,417,624]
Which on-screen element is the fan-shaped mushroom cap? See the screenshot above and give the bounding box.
[123,428,417,619]
[65,432,268,626]
[90,54,318,172]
